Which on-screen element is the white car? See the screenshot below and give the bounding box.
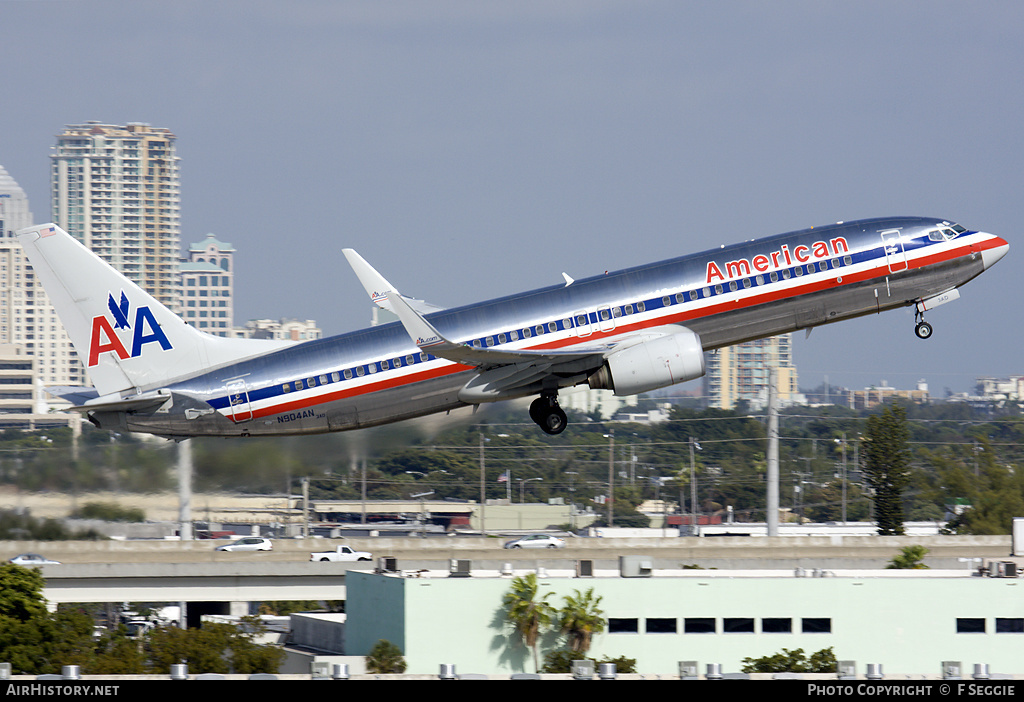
[215,537,273,552]
[9,553,61,565]
[503,534,567,550]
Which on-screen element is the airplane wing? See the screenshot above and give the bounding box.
[353,252,705,404]
[386,289,605,367]
[386,290,608,401]
[342,249,445,315]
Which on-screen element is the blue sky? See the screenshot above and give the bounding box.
[1,1,1021,396]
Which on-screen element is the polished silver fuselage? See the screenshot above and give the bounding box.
[106,217,999,438]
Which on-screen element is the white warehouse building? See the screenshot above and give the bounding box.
[344,565,1024,677]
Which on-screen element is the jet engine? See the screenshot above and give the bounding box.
[588,327,705,396]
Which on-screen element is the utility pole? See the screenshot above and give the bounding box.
[840,433,848,524]
[177,439,193,540]
[301,476,309,538]
[479,432,486,536]
[607,432,614,527]
[766,367,779,536]
[689,436,698,535]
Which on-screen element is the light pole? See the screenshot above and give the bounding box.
[410,490,434,538]
[518,477,542,503]
[566,471,578,530]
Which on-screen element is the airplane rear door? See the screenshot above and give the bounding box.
[881,229,908,273]
[597,305,616,333]
[226,378,253,423]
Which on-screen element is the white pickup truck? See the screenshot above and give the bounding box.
[309,544,373,562]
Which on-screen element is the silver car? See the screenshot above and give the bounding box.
[9,553,61,565]
[503,534,566,549]
[215,537,273,552]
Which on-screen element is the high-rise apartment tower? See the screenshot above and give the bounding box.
[704,334,801,410]
[51,122,181,309]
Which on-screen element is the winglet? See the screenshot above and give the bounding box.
[343,248,444,314]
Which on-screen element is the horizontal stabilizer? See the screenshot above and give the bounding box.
[44,386,100,406]
[75,390,173,414]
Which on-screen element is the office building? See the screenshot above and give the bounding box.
[345,566,1024,676]
[51,122,181,310]
[236,318,321,342]
[181,234,234,336]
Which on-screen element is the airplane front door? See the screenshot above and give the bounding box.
[881,229,908,273]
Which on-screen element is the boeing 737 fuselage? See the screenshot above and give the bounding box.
[17,217,1008,438]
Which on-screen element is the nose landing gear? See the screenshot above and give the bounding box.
[529,393,567,435]
[914,309,933,339]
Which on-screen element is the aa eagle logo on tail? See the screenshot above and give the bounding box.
[88,291,173,367]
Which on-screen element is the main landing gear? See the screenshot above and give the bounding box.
[530,393,567,435]
[914,308,933,340]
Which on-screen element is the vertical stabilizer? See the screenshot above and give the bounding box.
[17,224,288,396]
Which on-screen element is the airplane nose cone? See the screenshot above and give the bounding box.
[981,234,1009,270]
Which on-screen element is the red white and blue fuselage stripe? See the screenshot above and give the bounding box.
[165,217,1005,431]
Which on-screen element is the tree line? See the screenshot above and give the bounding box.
[1,397,1023,534]
[0,563,284,676]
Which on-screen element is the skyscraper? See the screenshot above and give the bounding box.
[0,164,84,392]
[51,122,181,309]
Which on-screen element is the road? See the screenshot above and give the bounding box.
[2,534,1013,570]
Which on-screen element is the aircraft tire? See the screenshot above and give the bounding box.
[539,406,568,435]
[915,321,933,339]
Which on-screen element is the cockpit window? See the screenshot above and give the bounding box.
[928,227,961,242]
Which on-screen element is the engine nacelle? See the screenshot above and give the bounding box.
[588,327,705,396]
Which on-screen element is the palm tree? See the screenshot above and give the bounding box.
[559,588,605,654]
[365,639,407,674]
[502,573,555,671]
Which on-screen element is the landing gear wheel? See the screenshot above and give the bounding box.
[530,395,568,435]
[915,321,933,339]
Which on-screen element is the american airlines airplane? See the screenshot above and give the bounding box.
[16,217,1008,438]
